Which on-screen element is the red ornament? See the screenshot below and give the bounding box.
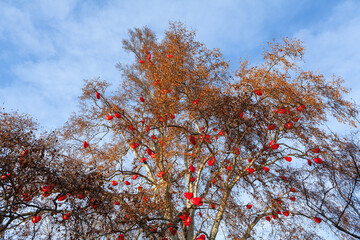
[139,60,144,63]
[130,143,139,149]
[192,99,200,104]
[308,159,312,166]
[32,216,41,223]
[140,157,147,163]
[246,204,252,209]
[189,135,197,145]
[190,177,196,182]
[285,156,292,162]
[263,166,269,172]
[106,115,113,120]
[239,112,244,118]
[290,197,296,201]
[83,141,89,148]
[290,187,296,192]
[62,213,71,220]
[132,174,138,180]
[196,234,206,240]
[292,117,299,122]
[226,165,232,171]
[297,105,306,111]
[191,197,202,205]
[312,148,320,153]
[115,201,120,205]
[314,158,323,164]
[208,157,215,166]
[157,171,165,178]
[139,97,145,102]
[112,181,118,186]
[265,216,271,221]
[253,89,262,96]
[57,194,67,201]
[183,216,191,226]
[166,54,174,58]
[96,92,100,99]
[115,113,121,118]
[184,192,193,200]
[246,168,254,174]
[147,54,151,61]
[117,234,125,240]
[281,176,287,181]
[77,193,85,199]
[268,124,276,130]
[284,122,292,129]
[189,165,195,173]
[124,181,130,185]
[270,144,279,149]
[283,211,289,216]
[236,147,240,155]
[277,108,287,114]
[210,204,216,209]
[314,217,322,223]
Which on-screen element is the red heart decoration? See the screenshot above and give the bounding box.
[272,214,278,219]
[96,92,100,99]
[263,166,269,172]
[117,234,125,240]
[115,113,121,118]
[307,159,312,166]
[62,213,71,220]
[124,181,130,185]
[138,60,144,63]
[106,115,113,120]
[157,171,165,178]
[284,122,292,129]
[218,130,224,136]
[179,212,188,220]
[270,144,279,149]
[184,192,193,200]
[83,141,89,148]
[269,140,275,146]
[190,177,196,182]
[236,147,240,155]
[166,54,174,58]
[246,204,252,209]
[246,168,254,174]
[292,117,299,122]
[314,217,322,223]
[276,210,281,215]
[196,234,206,240]
[146,148,153,156]
[312,148,320,153]
[132,174,138,180]
[112,181,118,186]
[226,165,232,171]
[189,165,195,173]
[277,108,287,114]
[314,158,322,164]
[139,97,145,102]
[191,197,202,205]
[169,227,177,235]
[290,187,296,192]
[115,201,120,205]
[208,157,216,166]
[57,194,67,201]
[268,124,276,130]
[130,143,139,149]
[210,204,216,209]
[77,193,85,199]
[183,216,191,226]
[285,157,292,162]
[265,216,271,221]
[253,89,262,96]
[296,105,306,111]
[290,197,296,201]
[281,176,287,181]
[189,135,197,145]
[140,157,147,163]
[283,211,289,216]
[147,54,151,61]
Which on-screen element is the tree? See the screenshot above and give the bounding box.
[1,22,359,239]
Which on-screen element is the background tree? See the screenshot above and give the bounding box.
[1,22,359,239]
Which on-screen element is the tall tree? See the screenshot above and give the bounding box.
[1,22,359,239]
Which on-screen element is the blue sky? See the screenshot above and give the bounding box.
[1,0,360,132]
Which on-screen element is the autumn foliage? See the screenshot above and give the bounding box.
[1,22,360,239]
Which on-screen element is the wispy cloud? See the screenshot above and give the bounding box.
[0,0,359,132]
